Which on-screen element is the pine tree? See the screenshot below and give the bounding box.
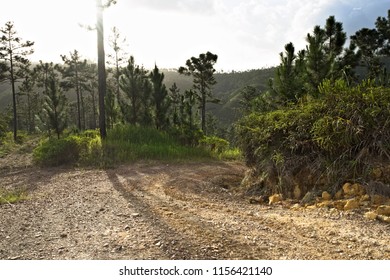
[0,21,34,141]
[42,76,67,139]
[305,16,347,91]
[168,82,181,126]
[272,42,305,102]
[179,51,218,134]
[119,56,148,125]
[18,62,39,133]
[150,64,170,130]
[96,0,117,139]
[59,50,89,130]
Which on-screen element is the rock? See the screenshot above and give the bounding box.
[60,233,68,238]
[334,190,343,200]
[333,200,346,210]
[132,213,141,218]
[360,194,370,202]
[371,195,388,205]
[377,215,390,223]
[301,191,319,206]
[269,194,282,205]
[376,205,390,216]
[317,201,333,208]
[290,203,301,210]
[344,199,360,210]
[364,211,378,220]
[293,185,302,200]
[342,183,365,198]
[322,191,332,201]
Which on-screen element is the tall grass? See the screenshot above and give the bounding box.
[103,125,212,163]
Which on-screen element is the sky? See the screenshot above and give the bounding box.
[1,0,389,71]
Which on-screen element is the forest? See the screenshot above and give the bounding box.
[1,9,390,198]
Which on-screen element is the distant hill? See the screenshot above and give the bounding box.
[162,68,275,126]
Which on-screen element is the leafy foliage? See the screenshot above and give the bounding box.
[237,79,390,194]
[33,130,102,166]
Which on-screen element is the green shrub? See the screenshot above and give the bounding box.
[33,130,102,166]
[200,136,230,153]
[236,79,390,195]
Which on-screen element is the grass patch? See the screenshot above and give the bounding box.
[104,125,212,164]
[33,126,213,167]
[0,189,27,205]
[0,131,28,158]
[216,148,243,161]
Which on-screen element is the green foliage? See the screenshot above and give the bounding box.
[0,131,28,157]
[237,80,390,193]
[104,125,211,163]
[200,135,229,153]
[150,65,170,130]
[40,76,68,138]
[33,130,101,166]
[0,112,9,140]
[0,189,27,205]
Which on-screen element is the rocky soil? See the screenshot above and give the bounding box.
[1,157,389,260]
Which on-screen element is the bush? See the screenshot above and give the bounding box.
[200,136,230,153]
[236,80,390,196]
[33,130,102,166]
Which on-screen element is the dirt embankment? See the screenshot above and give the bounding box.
[1,161,389,260]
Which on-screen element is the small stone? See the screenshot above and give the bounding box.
[301,191,319,206]
[124,225,131,231]
[371,195,387,205]
[60,233,68,238]
[290,203,301,210]
[334,190,343,200]
[343,183,365,197]
[132,213,140,217]
[364,211,378,220]
[377,215,390,223]
[376,205,390,216]
[269,194,282,205]
[322,191,332,201]
[103,243,109,248]
[317,201,333,208]
[333,200,346,210]
[344,199,360,210]
[360,194,370,202]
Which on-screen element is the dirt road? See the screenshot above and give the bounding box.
[1,161,389,260]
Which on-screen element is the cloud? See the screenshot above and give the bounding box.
[123,0,217,14]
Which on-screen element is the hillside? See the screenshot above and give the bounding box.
[163,68,275,126]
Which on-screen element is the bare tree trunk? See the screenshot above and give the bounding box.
[97,0,107,139]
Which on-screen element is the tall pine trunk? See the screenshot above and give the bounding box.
[97,0,107,139]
